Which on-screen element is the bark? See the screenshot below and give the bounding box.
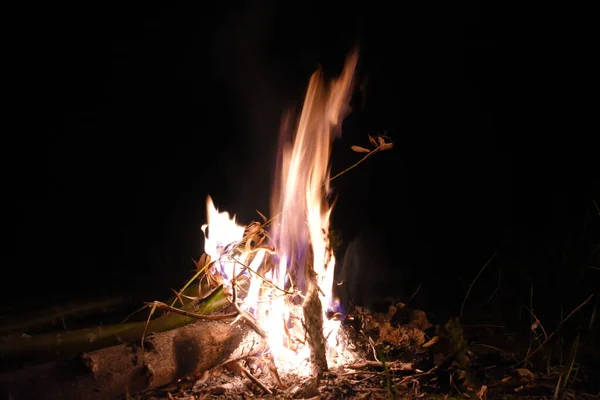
[302,281,327,375]
[0,318,267,400]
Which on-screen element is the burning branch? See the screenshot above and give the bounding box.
[0,318,267,400]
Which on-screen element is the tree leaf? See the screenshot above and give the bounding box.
[368,135,378,147]
[351,145,371,153]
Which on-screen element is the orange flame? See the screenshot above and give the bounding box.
[271,49,358,304]
[202,49,359,375]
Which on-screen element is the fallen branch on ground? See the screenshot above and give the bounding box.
[0,317,267,400]
[0,286,230,365]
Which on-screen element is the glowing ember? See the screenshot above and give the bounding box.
[201,49,359,376]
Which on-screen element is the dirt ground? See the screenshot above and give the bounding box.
[134,303,600,400]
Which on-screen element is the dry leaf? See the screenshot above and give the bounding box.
[514,368,535,381]
[477,384,488,400]
[368,135,378,147]
[197,253,211,270]
[256,209,268,222]
[380,142,394,151]
[351,145,371,153]
[386,305,397,320]
[422,336,439,348]
[531,319,540,330]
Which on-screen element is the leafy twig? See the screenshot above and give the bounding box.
[261,134,393,229]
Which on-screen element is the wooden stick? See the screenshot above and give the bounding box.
[0,318,267,400]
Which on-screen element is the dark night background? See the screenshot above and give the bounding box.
[5,1,599,327]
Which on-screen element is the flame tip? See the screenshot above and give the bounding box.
[202,53,359,373]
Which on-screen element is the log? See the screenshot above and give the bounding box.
[0,318,267,400]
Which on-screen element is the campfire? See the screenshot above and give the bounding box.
[2,49,418,400]
[2,32,597,399]
[199,48,360,377]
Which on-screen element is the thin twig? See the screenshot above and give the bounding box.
[512,293,594,367]
[471,343,514,358]
[262,138,392,229]
[396,366,438,386]
[230,272,268,339]
[339,370,385,377]
[121,303,150,324]
[170,288,185,307]
[406,282,422,305]
[145,301,237,320]
[230,255,293,295]
[328,144,384,183]
[347,360,414,371]
[481,266,501,306]
[236,361,272,395]
[171,260,212,307]
[524,305,549,341]
[141,301,157,352]
[263,352,285,389]
[368,336,380,362]
[461,251,498,317]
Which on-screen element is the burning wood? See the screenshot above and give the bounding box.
[185,48,396,384]
[1,49,403,400]
[197,48,361,378]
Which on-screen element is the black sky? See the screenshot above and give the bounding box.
[5,2,597,311]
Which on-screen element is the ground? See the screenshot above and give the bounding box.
[132,303,599,400]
